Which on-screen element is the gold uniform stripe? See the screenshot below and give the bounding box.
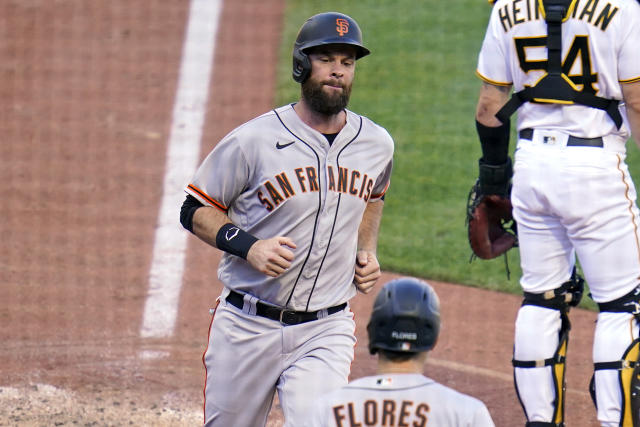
[616,155,640,273]
[475,70,512,87]
[620,76,640,84]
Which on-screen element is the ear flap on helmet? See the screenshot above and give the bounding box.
[292,48,311,83]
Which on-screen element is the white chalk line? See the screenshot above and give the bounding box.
[427,357,590,397]
[141,0,222,339]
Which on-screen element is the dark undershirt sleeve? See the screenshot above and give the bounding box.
[180,194,205,233]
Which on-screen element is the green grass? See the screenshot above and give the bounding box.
[275,1,638,309]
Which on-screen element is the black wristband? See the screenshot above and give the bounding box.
[476,119,510,165]
[478,157,512,196]
[216,223,259,260]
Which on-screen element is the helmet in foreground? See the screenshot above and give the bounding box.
[367,277,441,354]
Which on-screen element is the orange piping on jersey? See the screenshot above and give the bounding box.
[475,70,512,87]
[616,154,640,271]
[620,76,640,84]
[187,184,228,213]
[370,180,391,200]
[202,299,221,425]
[348,306,356,381]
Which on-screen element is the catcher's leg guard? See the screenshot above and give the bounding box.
[591,287,640,426]
[513,273,584,427]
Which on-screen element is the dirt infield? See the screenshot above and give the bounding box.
[0,1,599,426]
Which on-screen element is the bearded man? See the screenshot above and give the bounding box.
[179,12,395,427]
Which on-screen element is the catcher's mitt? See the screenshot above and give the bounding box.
[466,179,518,260]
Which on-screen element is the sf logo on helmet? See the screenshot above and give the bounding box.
[336,18,349,36]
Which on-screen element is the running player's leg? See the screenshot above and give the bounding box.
[203,302,282,426]
[277,310,356,427]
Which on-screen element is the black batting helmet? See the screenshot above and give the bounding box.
[367,277,441,355]
[292,12,370,83]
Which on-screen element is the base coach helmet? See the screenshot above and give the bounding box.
[367,277,441,355]
[292,12,370,83]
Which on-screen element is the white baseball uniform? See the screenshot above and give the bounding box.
[307,373,495,427]
[187,104,394,426]
[477,0,640,424]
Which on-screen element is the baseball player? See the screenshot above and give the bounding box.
[307,277,495,427]
[473,0,640,425]
[179,12,394,427]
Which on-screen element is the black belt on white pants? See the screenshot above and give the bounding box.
[519,128,603,147]
[225,290,347,325]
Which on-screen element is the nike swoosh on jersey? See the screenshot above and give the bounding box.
[276,141,295,149]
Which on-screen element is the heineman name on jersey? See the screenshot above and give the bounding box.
[496,0,619,32]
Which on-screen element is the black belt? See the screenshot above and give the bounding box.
[519,128,603,147]
[225,290,347,325]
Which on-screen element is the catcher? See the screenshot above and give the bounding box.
[469,0,640,425]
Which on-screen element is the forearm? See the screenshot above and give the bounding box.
[475,82,511,127]
[622,81,640,149]
[358,200,384,252]
[475,82,514,195]
[192,206,233,248]
[191,204,294,275]
[628,114,640,148]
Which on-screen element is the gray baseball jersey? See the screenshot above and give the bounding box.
[308,373,496,427]
[186,103,394,311]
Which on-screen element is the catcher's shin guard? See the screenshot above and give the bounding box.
[591,338,640,427]
[591,287,640,426]
[513,310,570,427]
[512,273,584,426]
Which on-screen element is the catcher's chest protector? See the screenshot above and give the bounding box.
[495,0,622,128]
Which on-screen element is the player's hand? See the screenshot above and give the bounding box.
[353,250,381,294]
[246,236,296,277]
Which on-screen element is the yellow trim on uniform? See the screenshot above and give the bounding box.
[530,73,578,104]
[620,76,640,84]
[619,339,640,427]
[617,154,640,271]
[532,98,574,104]
[475,70,512,87]
[538,0,578,22]
[530,71,580,90]
[561,73,580,91]
[553,338,568,425]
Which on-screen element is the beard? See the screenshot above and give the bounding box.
[301,78,351,116]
